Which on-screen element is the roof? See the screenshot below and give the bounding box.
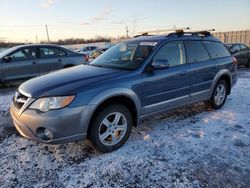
[15,44,63,48]
[126,32,221,43]
[125,35,167,43]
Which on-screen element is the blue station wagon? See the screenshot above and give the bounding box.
[10,30,237,152]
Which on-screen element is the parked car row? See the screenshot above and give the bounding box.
[0,44,88,83]
[1,40,248,84]
[76,44,114,61]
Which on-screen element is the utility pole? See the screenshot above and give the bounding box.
[36,35,38,44]
[45,24,50,43]
[126,25,129,38]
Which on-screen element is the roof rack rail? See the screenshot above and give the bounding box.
[168,29,215,37]
[188,29,215,36]
[133,33,153,38]
[134,27,190,38]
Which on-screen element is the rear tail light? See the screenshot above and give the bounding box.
[233,56,238,65]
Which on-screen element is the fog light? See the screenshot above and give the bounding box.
[36,127,54,141]
[44,128,54,140]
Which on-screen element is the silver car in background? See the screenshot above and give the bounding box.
[0,44,87,83]
[76,45,98,55]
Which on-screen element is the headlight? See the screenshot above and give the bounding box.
[29,96,75,112]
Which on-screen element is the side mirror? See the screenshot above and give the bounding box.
[2,56,12,63]
[151,59,170,70]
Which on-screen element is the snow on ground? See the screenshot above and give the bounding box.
[0,70,250,187]
[0,88,14,117]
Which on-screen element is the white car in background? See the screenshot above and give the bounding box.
[76,46,98,55]
[76,46,99,62]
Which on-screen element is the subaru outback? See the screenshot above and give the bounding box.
[10,30,237,152]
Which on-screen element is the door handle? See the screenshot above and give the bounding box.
[179,71,187,76]
[32,61,36,64]
[58,58,62,62]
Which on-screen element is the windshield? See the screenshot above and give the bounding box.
[0,46,19,58]
[91,41,156,70]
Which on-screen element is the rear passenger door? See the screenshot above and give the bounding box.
[184,41,217,102]
[141,41,190,115]
[38,47,66,74]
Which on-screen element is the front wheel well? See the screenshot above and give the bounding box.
[87,95,138,137]
[218,74,231,95]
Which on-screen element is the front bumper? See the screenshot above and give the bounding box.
[10,104,94,144]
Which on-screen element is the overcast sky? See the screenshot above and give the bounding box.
[0,0,249,42]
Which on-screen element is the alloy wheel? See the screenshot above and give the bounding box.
[214,84,226,106]
[98,112,128,146]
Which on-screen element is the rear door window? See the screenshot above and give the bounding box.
[184,41,210,63]
[40,47,58,58]
[203,41,231,59]
[58,49,67,56]
[39,47,66,58]
[240,44,248,51]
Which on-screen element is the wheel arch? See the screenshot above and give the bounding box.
[210,69,232,97]
[219,74,231,95]
[86,88,141,137]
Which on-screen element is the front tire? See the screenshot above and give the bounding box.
[89,105,133,153]
[210,80,228,109]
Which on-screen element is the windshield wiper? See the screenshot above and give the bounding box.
[90,64,103,68]
[90,63,132,71]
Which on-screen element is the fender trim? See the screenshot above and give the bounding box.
[208,69,232,97]
[88,88,141,126]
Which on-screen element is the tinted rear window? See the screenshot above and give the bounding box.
[184,41,210,63]
[203,41,231,59]
[240,44,248,50]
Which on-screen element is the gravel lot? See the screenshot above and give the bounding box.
[0,69,249,188]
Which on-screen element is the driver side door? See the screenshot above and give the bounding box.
[141,41,191,116]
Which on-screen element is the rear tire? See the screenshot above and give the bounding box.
[210,80,228,109]
[89,105,133,153]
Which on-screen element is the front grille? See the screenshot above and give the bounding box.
[13,91,29,110]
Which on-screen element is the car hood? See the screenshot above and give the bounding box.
[19,65,126,98]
